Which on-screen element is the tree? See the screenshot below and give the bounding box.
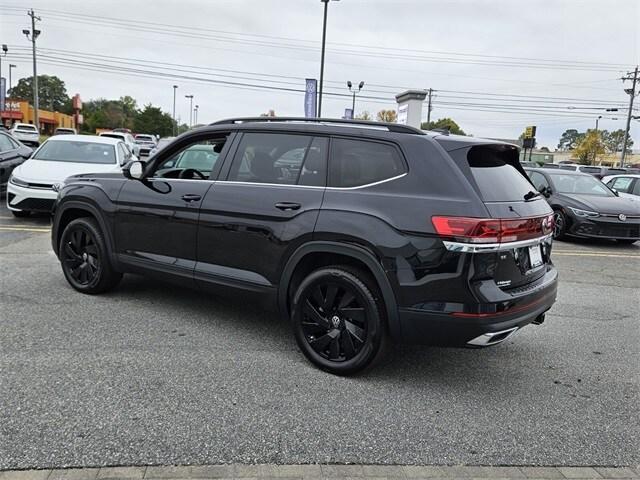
[557,129,584,151]
[602,129,633,154]
[8,75,72,113]
[133,104,175,136]
[574,130,606,165]
[421,118,466,135]
[376,109,397,122]
[355,111,372,121]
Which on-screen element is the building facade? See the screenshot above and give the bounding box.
[0,100,75,134]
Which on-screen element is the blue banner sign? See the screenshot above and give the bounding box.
[304,78,317,118]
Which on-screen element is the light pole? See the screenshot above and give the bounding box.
[172,85,178,135]
[595,115,602,131]
[347,80,364,118]
[318,0,339,118]
[194,105,199,125]
[23,9,41,132]
[185,95,194,128]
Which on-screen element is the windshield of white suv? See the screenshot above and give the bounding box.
[548,173,614,196]
[33,141,117,164]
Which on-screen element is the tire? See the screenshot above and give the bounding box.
[11,210,30,218]
[59,217,122,294]
[616,239,637,245]
[553,209,568,240]
[291,266,387,375]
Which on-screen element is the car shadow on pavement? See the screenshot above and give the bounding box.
[107,273,537,383]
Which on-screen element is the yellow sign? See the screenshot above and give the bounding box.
[524,126,537,138]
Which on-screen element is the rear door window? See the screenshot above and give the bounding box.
[328,138,406,188]
[465,145,534,202]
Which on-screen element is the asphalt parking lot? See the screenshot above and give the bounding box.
[0,201,638,470]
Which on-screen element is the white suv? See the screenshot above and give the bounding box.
[9,123,40,147]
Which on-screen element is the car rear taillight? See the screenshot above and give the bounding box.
[432,214,554,244]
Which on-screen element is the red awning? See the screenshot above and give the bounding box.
[40,117,56,124]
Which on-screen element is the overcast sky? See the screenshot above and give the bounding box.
[1,0,639,149]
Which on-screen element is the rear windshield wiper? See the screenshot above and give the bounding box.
[523,190,542,201]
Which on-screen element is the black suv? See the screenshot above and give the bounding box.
[51,118,558,374]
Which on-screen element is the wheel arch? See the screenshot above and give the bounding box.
[278,241,401,340]
[53,201,116,266]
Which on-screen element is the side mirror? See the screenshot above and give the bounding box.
[541,186,552,197]
[123,160,145,180]
[18,146,33,159]
[611,188,619,197]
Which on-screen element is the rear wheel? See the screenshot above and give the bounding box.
[553,209,567,239]
[291,266,387,375]
[59,217,122,294]
[11,210,30,218]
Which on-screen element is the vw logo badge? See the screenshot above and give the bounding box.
[52,183,62,192]
[619,213,627,221]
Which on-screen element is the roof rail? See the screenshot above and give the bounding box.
[209,117,425,135]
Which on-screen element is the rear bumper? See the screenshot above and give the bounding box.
[397,266,558,347]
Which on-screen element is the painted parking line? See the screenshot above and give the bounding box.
[554,252,640,258]
[0,226,51,233]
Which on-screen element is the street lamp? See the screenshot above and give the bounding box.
[185,95,194,128]
[172,85,178,135]
[595,115,602,131]
[194,105,199,125]
[317,0,339,118]
[347,80,364,118]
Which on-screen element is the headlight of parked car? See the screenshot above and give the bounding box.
[9,175,29,187]
[567,206,600,218]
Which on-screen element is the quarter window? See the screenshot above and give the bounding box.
[227,133,326,186]
[328,138,406,188]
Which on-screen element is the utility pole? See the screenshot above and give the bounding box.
[185,94,194,128]
[426,88,433,124]
[172,85,178,135]
[0,45,7,113]
[318,0,338,118]
[621,66,638,168]
[24,9,41,132]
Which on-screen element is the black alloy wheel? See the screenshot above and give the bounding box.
[59,218,122,294]
[291,266,386,375]
[553,209,567,240]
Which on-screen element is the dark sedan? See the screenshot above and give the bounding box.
[525,168,640,244]
[0,131,33,195]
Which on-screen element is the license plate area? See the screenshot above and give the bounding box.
[528,244,543,268]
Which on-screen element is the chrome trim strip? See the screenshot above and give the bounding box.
[325,172,408,190]
[214,173,407,190]
[443,234,553,253]
[467,327,519,347]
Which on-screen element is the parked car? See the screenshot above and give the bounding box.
[99,131,140,157]
[525,168,640,244]
[9,123,40,147]
[0,130,33,195]
[7,135,135,217]
[148,136,175,158]
[601,174,640,198]
[54,127,77,135]
[51,117,558,375]
[134,134,157,157]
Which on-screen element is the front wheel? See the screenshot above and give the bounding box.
[553,209,567,240]
[291,266,387,375]
[59,217,122,294]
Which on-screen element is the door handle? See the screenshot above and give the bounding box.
[275,202,301,211]
[181,194,202,202]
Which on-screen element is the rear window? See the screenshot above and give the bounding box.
[329,138,406,188]
[578,166,601,174]
[17,125,37,132]
[33,141,116,164]
[466,146,534,202]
